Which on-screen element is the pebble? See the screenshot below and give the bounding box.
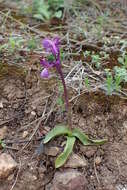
[22,131,29,138]
[0,101,3,108]
[0,153,17,179]
[95,156,102,165]
[7,173,14,181]
[64,153,87,168]
[31,111,36,116]
[50,169,88,190]
[0,126,7,139]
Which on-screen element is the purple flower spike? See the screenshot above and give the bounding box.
[42,37,60,57]
[41,68,50,78]
[40,37,69,114]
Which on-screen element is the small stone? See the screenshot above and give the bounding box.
[0,102,3,108]
[52,169,87,190]
[64,153,87,168]
[31,111,36,116]
[7,173,14,181]
[44,146,60,156]
[0,126,7,139]
[0,153,18,179]
[29,111,36,121]
[61,141,66,147]
[32,175,37,181]
[22,131,28,138]
[11,131,15,136]
[95,156,102,165]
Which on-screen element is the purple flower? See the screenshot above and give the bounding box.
[40,59,54,69]
[40,37,69,113]
[40,37,61,79]
[40,58,60,79]
[40,59,52,79]
[40,68,49,78]
[42,37,60,57]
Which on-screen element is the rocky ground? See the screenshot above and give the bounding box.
[0,1,127,190]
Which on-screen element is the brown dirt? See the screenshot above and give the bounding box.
[0,63,127,190]
[0,1,127,189]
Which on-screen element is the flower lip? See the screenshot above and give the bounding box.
[41,68,50,78]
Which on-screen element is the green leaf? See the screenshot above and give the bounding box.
[27,38,37,50]
[105,74,114,95]
[125,55,127,68]
[72,128,92,145]
[114,66,127,82]
[47,54,55,61]
[84,77,90,89]
[55,136,76,168]
[90,138,108,145]
[0,139,6,148]
[0,44,8,52]
[38,6,50,20]
[43,125,72,144]
[9,38,16,50]
[54,10,62,18]
[33,14,44,20]
[72,128,107,145]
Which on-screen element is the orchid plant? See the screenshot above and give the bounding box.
[40,37,107,168]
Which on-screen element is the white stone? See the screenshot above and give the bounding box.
[22,131,28,138]
[0,153,18,179]
[31,111,36,116]
[95,156,102,165]
[0,126,7,139]
[0,102,3,108]
[64,153,87,168]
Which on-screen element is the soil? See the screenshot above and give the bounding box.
[0,63,127,190]
[0,1,127,190]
